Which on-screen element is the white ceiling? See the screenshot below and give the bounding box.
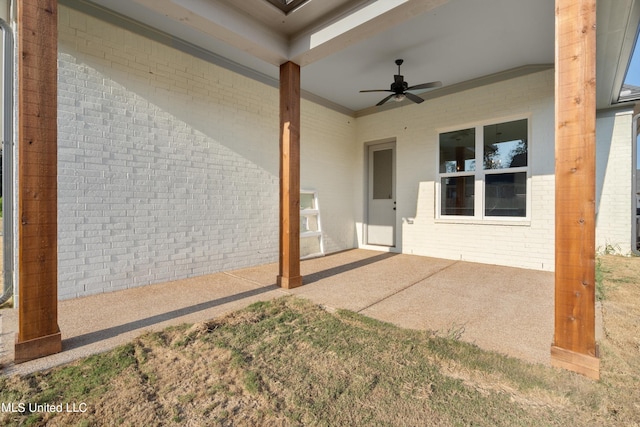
[79,0,638,113]
[303,0,554,112]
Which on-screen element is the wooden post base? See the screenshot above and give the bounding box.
[551,345,600,380]
[277,275,303,289]
[15,331,62,364]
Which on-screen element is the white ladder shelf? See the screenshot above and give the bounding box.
[300,190,324,259]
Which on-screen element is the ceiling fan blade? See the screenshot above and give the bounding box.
[376,94,395,106]
[359,89,394,93]
[404,92,424,104]
[406,81,442,91]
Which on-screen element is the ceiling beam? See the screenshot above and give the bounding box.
[290,0,448,66]
[133,0,289,65]
[133,0,449,68]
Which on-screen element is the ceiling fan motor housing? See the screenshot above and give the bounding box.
[391,75,408,93]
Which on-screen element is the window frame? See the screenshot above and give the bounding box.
[436,115,532,223]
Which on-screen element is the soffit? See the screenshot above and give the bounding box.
[596,0,640,108]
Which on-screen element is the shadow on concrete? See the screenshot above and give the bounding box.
[303,252,398,284]
[62,284,280,352]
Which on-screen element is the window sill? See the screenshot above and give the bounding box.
[434,218,531,226]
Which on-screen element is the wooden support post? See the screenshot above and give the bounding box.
[552,0,599,379]
[277,61,303,289]
[14,0,61,363]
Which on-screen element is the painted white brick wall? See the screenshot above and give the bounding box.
[356,70,557,270]
[301,102,357,252]
[57,7,356,299]
[595,109,634,254]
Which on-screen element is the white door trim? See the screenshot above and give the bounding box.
[364,141,397,248]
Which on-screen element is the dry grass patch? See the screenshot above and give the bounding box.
[0,255,639,426]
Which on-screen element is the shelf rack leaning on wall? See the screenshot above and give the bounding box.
[300,190,324,259]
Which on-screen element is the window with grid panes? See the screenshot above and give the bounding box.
[438,118,528,219]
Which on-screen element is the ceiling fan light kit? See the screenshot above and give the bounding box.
[360,59,442,107]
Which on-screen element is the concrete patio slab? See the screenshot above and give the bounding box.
[359,261,555,365]
[230,250,457,313]
[1,272,286,376]
[1,249,559,376]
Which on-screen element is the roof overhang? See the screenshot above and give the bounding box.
[596,0,640,108]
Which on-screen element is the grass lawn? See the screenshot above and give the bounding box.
[0,255,639,426]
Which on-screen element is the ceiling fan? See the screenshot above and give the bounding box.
[360,59,442,106]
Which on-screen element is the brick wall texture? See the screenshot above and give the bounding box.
[595,110,634,254]
[57,7,356,299]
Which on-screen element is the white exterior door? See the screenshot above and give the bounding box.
[367,142,396,246]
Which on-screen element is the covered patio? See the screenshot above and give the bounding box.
[1,250,570,376]
[9,0,638,380]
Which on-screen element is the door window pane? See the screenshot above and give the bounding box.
[485,172,527,217]
[483,119,528,169]
[373,149,393,199]
[439,128,476,173]
[441,176,475,216]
